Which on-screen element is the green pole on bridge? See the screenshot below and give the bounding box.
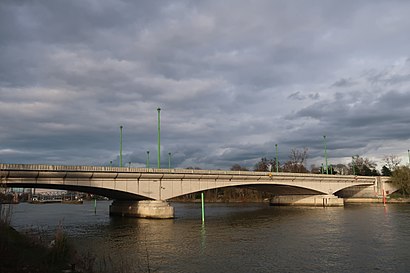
[146,151,150,168]
[157,108,161,169]
[168,152,172,169]
[201,192,205,223]
[323,135,328,174]
[275,144,279,173]
[120,125,123,167]
[352,156,356,175]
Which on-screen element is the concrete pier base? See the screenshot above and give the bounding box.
[109,200,174,219]
[269,195,344,207]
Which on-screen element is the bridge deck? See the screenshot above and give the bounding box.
[1,164,378,200]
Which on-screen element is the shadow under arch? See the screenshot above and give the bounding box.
[5,182,151,200]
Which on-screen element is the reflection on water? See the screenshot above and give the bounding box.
[200,223,206,255]
[10,201,410,273]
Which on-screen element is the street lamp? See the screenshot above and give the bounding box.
[146,151,150,168]
[323,135,328,174]
[275,144,279,173]
[157,108,161,169]
[120,125,123,167]
[168,152,172,169]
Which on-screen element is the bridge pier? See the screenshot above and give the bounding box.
[269,195,344,207]
[109,200,174,219]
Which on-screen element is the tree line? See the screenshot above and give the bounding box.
[233,148,388,176]
[179,150,410,200]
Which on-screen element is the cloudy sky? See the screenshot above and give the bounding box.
[1,0,410,170]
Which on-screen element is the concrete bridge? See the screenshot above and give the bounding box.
[0,164,392,218]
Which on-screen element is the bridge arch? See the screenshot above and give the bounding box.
[173,182,325,198]
[5,182,152,200]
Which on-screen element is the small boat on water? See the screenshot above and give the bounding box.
[62,198,83,204]
[29,193,83,204]
[30,195,61,204]
[62,193,83,204]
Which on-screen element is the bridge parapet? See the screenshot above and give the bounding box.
[0,163,378,179]
[0,163,378,180]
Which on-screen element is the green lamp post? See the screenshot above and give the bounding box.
[119,125,123,167]
[323,135,328,174]
[275,144,279,173]
[157,108,161,169]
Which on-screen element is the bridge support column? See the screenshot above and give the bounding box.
[269,195,343,207]
[109,200,174,219]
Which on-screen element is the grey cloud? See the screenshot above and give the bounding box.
[308,93,320,100]
[288,92,305,101]
[2,1,410,170]
[331,78,356,88]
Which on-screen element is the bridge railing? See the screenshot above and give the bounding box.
[0,163,379,182]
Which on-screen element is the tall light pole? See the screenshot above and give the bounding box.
[323,135,328,174]
[157,108,161,169]
[408,149,410,165]
[119,125,123,167]
[352,156,356,175]
[275,144,279,173]
[168,152,172,169]
[146,151,150,168]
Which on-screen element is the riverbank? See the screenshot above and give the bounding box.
[344,197,410,204]
[0,223,77,273]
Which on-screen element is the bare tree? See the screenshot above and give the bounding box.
[253,158,273,172]
[382,155,401,172]
[283,148,309,173]
[348,155,378,176]
[333,164,350,175]
[230,164,249,171]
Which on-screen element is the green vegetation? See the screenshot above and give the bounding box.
[391,166,410,197]
[0,197,76,272]
[0,221,74,273]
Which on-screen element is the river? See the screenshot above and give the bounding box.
[9,201,410,272]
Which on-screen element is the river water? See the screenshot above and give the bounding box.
[9,201,410,272]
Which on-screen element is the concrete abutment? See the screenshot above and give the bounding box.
[269,194,344,207]
[109,200,174,219]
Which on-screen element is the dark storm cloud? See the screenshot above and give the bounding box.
[1,0,410,170]
[331,78,356,88]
